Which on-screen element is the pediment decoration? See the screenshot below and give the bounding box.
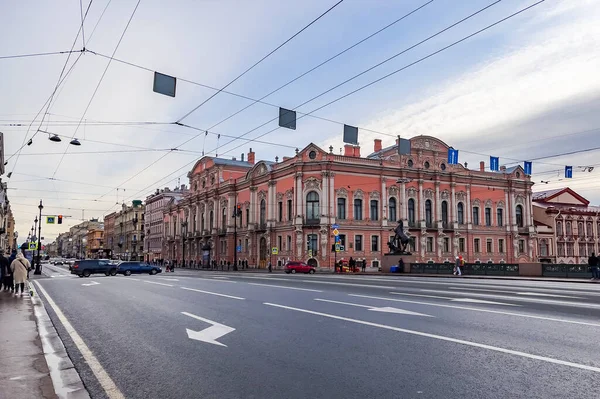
[388,185,399,196]
[285,190,293,200]
[424,189,434,199]
[220,198,228,209]
[354,189,364,199]
[472,199,481,207]
[485,199,493,208]
[276,192,284,201]
[516,196,525,205]
[455,191,466,201]
[336,187,348,197]
[441,190,450,200]
[406,187,417,198]
[258,190,267,201]
[304,177,321,191]
[370,190,381,199]
[496,200,505,208]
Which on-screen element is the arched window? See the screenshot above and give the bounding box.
[337,198,346,219]
[516,205,524,227]
[566,221,572,235]
[408,198,415,227]
[472,206,480,225]
[441,201,448,227]
[354,199,363,220]
[209,210,214,230]
[389,198,397,222]
[222,208,227,230]
[306,192,319,221]
[370,200,379,221]
[425,199,432,228]
[457,202,464,224]
[578,222,584,235]
[557,221,563,235]
[587,222,593,236]
[260,199,266,225]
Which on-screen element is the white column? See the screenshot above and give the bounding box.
[267,183,275,221]
[466,185,472,224]
[400,181,407,221]
[450,183,456,224]
[250,190,256,224]
[296,174,302,219]
[321,172,328,219]
[511,191,517,231]
[330,173,335,219]
[381,179,387,220]
[435,182,441,226]
[504,190,510,233]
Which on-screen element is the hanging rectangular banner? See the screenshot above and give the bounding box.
[153,72,177,97]
[490,156,499,171]
[343,124,359,145]
[447,148,459,165]
[278,108,297,130]
[565,166,573,178]
[524,161,532,175]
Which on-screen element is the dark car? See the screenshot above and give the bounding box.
[117,262,162,276]
[284,261,316,274]
[71,259,117,278]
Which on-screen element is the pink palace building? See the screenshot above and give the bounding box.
[162,135,536,268]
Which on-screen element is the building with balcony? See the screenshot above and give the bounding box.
[145,185,188,262]
[163,136,536,269]
[68,219,103,258]
[86,228,104,258]
[532,187,600,264]
[113,201,144,260]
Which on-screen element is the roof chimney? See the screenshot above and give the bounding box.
[248,148,255,165]
[480,161,485,172]
[344,144,354,157]
[353,145,361,158]
[374,139,382,153]
[241,153,244,162]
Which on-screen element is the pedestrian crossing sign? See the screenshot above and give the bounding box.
[46,216,55,224]
[29,242,37,250]
[272,247,278,255]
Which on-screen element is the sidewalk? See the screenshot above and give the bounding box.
[0,286,56,399]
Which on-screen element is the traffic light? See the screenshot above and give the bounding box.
[236,204,242,217]
[58,215,63,224]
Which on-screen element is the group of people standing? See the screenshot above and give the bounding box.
[588,253,600,280]
[0,248,32,296]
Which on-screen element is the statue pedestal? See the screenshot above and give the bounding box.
[381,253,416,273]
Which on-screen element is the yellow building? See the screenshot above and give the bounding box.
[5,208,15,252]
[86,228,104,258]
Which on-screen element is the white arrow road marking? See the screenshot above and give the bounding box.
[264,302,600,373]
[82,281,100,287]
[314,298,434,317]
[349,294,600,328]
[181,312,235,347]
[181,287,245,300]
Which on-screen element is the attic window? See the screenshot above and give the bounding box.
[440,163,446,171]
[202,179,206,188]
[309,150,317,160]
[407,159,413,168]
[211,176,215,184]
[516,172,521,178]
[424,161,430,169]
[194,183,198,191]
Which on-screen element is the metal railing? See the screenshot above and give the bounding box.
[542,264,592,278]
[410,263,519,276]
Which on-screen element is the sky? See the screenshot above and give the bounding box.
[1,0,599,244]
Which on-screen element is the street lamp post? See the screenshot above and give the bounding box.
[233,204,242,271]
[181,221,188,268]
[34,200,43,275]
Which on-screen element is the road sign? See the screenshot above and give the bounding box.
[308,250,313,257]
[335,243,340,252]
[46,216,55,224]
[272,247,278,255]
[335,235,341,243]
[28,242,37,250]
[236,245,242,253]
[331,224,339,229]
[182,312,235,347]
[339,245,345,251]
[332,228,339,236]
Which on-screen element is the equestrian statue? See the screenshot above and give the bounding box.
[387,219,411,255]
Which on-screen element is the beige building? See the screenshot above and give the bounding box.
[533,187,599,264]
[86,228,104,258]
[5,207,15,252]
[114,201,145,260]
[67,219,103,258]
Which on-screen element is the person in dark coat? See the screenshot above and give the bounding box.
[0,250,9,290]
[362,259,367,272]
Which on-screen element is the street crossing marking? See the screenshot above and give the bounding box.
[248,283,323,292]
[34,282,126,399]
[264,302,600,373]
[181,287,245,300]
[348,294,600,327]
[314,298,433,317]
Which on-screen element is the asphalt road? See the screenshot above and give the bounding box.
[35,264,600,399]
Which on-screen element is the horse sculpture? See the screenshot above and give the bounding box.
[387,219,411,255]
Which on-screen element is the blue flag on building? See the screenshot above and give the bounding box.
[524,161,532,175]
[448,148,459,165]
[490,156,499,171]
[565,166,573,178]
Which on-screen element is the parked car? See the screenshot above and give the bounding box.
[285,261,316,274]
[117,262,162,276]
[71,259,117,277]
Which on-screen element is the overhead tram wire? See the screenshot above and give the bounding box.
[51,0,142,178]
[117,1,547,203]
[217,0,544,158]
[7,0,95,172]
[0,50,81,60]
[175,0,345,123]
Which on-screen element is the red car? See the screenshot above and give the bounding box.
[285,261,316,274]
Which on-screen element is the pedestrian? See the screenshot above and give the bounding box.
[454,256,462,276]
[589,252,599,280]
[227,261,231,271]
[11,251,31,297]
[362,259,366,272]
[268,261,272,273]
[0,250,8,290]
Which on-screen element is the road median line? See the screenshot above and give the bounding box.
[181,287,245,300]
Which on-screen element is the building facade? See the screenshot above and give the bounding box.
[163,137,536,268]
[86,228,104,258]
[103,212,116,258]
[5,206,15,253]
[113,201,144,260]
[533,187,600,264]
[144,186,188,262]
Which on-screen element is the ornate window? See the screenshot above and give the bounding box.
[472,206,480,225]
[566,221,572,235]
[222,208,227,230]
[354,199,363,220]
[587,222,593,237]
[539,239,549,256]
[260,199,266,225]
[389,198,397,222]
[457,203,464,224]
[485,208,492,226]
[425,199,432,228]
[209,210,214,230]
[516,205,524,227]
[408,198,415,227]
[370,200,379,221]
[337,198,346,219]
[556,221,563,235]
[441,201,448,227]
[497,208,504,227]
[306,192,319,221]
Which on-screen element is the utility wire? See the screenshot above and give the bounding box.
[52,0,142,178]
[87,0,112,46]
[80,0,87,48]
[0,50,81,60]
[176,0,345,123]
